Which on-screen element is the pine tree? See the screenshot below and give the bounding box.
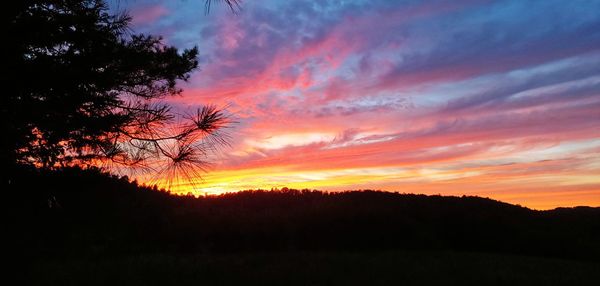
[4,0,230,183]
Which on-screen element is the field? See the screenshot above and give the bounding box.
[7,168,600,285]
[29,250,600,285]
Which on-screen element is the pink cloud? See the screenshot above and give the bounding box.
[122,0,600,208]
[130,5,169,26]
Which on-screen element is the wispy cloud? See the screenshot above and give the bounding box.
[111,0,600,209]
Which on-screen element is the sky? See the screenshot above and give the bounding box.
[109,0,600,209]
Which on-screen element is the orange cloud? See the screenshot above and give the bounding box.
[122,0,600,209]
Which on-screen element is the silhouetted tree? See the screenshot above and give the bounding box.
[9,167,600,260]
[4,0,230,181]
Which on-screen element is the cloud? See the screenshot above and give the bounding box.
[129,4,169,26]
[111,0,600,208]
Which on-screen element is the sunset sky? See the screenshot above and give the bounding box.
[109,0,600,209]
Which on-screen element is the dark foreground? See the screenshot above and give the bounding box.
[29,251,600,286]
[7,167,600,285]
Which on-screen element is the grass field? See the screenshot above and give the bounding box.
[29,250,600,286]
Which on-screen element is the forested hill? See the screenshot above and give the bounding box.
[7,167,600,261]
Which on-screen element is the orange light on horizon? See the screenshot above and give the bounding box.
[146,163,600,210]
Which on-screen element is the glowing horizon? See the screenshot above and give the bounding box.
[112,0,600,210]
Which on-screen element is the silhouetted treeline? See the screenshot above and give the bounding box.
[7,167,600,261]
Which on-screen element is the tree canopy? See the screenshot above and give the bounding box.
[4,0,230,182]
